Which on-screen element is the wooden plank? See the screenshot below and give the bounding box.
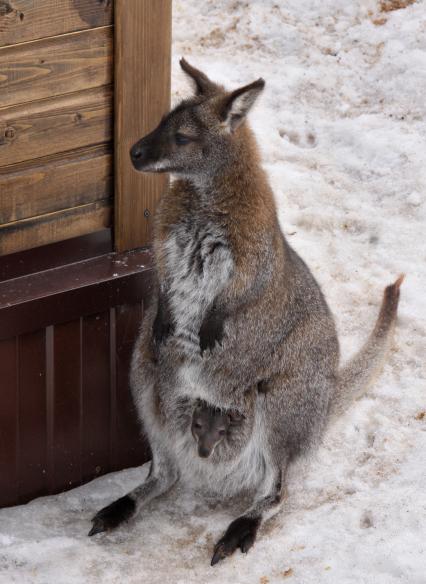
[0,144,113,224]
[0,199,112,255]
[17,329,48,503]
[115,0,172,251]
[81,311,111,483]
[0,337,17,508]
[0,26,113,109]
[52,319,82,492]
[0,0,113,48]
[0,85,112,167]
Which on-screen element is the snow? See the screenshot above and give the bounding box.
[1,1,425,582]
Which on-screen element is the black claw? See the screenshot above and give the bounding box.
[153,294,174,346]
[88,520,106,537]
[199,306,225,355]
[88,495,136,537]
[211,545,226,566]
[240,532,256,554]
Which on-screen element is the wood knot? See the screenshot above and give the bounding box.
[4,127,15,139]
[0,2,14,17]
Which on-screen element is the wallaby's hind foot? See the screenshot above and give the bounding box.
[88,495,136,536]
[211,516,261,566]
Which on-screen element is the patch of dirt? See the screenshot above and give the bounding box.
[174,524,207,549]
[372,16,388,25]
[379,0,415,12]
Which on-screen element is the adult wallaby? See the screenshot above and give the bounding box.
[89,59,403,565]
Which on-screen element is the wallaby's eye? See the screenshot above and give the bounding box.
[175,132,192,146]
[194,422,202,429]
[218,429,226,436]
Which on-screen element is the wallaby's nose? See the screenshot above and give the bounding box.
[130,143,144,162]
[198,445,212,458]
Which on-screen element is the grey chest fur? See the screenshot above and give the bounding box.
[162,222,233,350]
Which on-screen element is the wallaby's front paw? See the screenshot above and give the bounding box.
[153,312,173,345]
[199,309,225,355]
[152,293,174,346]
[211,516,260,565]
[88,495,136,536]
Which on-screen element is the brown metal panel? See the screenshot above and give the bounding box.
[81,311,111,483]
[0,0,113,48]
[0,230,113,282]
[52,319,82,493]
[17,329,48,503]
[45,325,54,495]
[0,249,154,341]
[114,303,148,470]
[0,337,18,507]
[109,306,118,471]
[115,0,172,251]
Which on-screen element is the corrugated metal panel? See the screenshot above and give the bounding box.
[0,303,150,508]
[0,245,153,507]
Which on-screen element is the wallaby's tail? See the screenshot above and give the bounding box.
[329,275,404,421]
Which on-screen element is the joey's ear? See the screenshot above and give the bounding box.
[179,58,220,96]
[219,78,265,132]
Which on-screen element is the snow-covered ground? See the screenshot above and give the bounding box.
[1,1,425,582]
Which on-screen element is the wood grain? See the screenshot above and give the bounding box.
[0,85,112,167]
[0,26,113,108]
[0,199,112,254]
[0,0,113,48]
[115,0,172,252]
[0,144,113,224]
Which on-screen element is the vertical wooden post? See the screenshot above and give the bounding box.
[114,0,172,252]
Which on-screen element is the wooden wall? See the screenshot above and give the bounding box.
[0,0,114,255]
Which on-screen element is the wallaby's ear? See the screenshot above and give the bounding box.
[220,78,265,132]
[179,58,220,96]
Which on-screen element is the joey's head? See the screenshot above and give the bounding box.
[191,402,231,459]
[130,58,265,179]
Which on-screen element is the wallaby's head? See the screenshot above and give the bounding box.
[191,402,232,458]
[130,58,265,179]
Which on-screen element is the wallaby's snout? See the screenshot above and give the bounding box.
[198,444,213,459]
[192,403,230,459]
[130,127,167,173]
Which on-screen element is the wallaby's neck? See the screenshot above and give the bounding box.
[190,125,275,211]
